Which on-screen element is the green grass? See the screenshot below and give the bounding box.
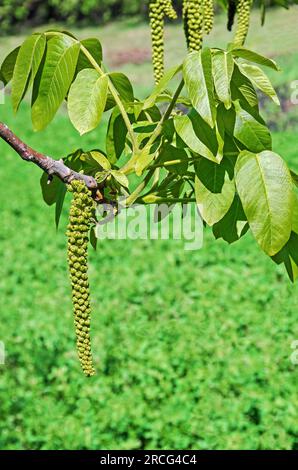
[0,9,298,450]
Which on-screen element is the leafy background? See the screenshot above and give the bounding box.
[0,7,298,450]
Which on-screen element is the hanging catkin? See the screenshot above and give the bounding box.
[67,180,95,377]
[149,0,165,84]
[163,0,177,20]
[149,1,177,84]
[183,0,204,52]
[234,0,252,46]
[203,0,214,35]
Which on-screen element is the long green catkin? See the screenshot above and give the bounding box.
[67,180,95,377]
[163,0,177,20]
[234,0,252,46]
[149,0,165,84]
[203,0,214,35]
[183,0,204,52]
[149,1,177,84]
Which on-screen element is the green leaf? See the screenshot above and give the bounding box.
[143,64,182,109]
[68,69,108,135]
[55,183,67,229]
[174,114,219,163]
[11,34,46,112]
[189,109,222,158]
[195,158,235,226]
[235,150,293,256]
[106,107,128,164]
[216,103,236,137]
[109,72,134,103]
[90,226,97,251]
[135,146,156,176]
[183,49,216,127]
[239,63,280,105]
[32,35,80,131]
[291,170,298,188]
[0,47,20,86]
[88,151,111,170]
[40,171,66,227]
[40,173,63,206]
[231,47,280,71]
[79,151,111,175]
[231,65,259,109]
[76,38,102,74]
[213,195,248,244]
[110,170,129,188]
[234,102,272,153]
[158,145,189,175]
[271,232,298,283]
[292,194,298,234]
[212,50,234,109]
[146,175,185,203]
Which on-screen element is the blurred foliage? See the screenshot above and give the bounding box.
[1,0,298,35]
[0,101,297,449]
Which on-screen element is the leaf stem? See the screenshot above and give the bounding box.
[145,79,185,149]
[79,44,138,154]
[140,196,196,204]
[124,167,159,206]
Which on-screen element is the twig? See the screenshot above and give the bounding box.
[0,122,98,189]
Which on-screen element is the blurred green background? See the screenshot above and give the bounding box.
[0,7,298,450]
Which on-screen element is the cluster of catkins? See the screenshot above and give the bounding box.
[67,180,95,377]
[149,0,252,82]
[149,0,177,84]
[182,0,215,52]
[234,0,252,45]
[183,0,204,52]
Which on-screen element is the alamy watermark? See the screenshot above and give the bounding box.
[96,202,203,251]
[0,341,5,365]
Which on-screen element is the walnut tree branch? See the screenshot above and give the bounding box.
[0,122,98,189]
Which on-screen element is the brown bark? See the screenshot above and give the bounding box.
[0,122,98,189]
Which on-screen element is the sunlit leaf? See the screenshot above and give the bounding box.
[239,63,280,105]
[195,158,235,225]
[11,34,46,112]
[183,49,216,127]
[231,47,280,70]
[174,114,219,163]
[212,50,234,109]
[68,69,108,135]
[32,35,80,131]
[234,101,272,152]
[235,150,293,255]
